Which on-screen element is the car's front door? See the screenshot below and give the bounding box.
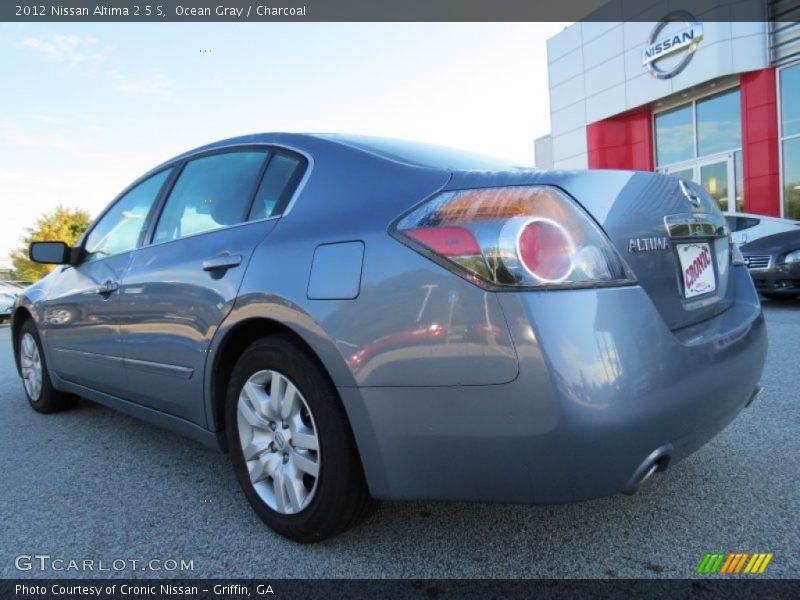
[118,148,307,425]
[40,169,173,396]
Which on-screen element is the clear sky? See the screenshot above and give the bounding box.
[0,22,566,259]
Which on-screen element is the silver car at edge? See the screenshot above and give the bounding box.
[1,291,15,323]
[11,133,767,542]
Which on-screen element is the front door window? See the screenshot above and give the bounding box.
[83,168,173,262]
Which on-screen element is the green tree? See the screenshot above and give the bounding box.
[11,205,92,281]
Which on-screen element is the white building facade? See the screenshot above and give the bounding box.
[536,0,800,220]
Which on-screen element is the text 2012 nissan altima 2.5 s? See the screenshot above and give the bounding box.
[11,134,767,542]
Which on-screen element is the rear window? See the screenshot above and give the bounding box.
[740,217,760,230]
[726,216,760,232]
[318,134,521,171]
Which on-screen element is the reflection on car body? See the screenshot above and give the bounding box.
[0,292,15,323]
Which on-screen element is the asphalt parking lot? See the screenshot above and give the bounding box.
[1,300,798,579]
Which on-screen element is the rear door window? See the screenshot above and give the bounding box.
[153,151,268,244]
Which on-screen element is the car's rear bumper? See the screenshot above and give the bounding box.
[340,266,767,503]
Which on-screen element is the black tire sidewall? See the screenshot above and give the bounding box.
[225,336,364,542]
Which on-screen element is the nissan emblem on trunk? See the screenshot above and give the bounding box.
[679,179,702,207]
[642,11,703,79]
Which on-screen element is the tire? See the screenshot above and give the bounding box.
[761,292,797,301]
[18,320,79,413]
[225,334,377,542]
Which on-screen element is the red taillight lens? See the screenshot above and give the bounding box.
[405,227,481,257]
[392,186,633,289]
[517,219,574,282]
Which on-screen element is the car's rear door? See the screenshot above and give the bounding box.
[40,169,173,397]
[119,147,307,425]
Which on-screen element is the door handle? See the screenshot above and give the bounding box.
[96,280,119,296]
[202,253,242,272]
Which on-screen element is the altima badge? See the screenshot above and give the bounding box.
[629,237,670,252]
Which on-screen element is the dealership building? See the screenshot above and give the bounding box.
[534,2,800,221]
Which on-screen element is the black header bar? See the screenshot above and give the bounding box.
[3,579,800,600]
[0,0,784,23]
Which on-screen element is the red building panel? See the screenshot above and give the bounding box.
[586,68,781,218]
[740,68,781,216]
[587,106,654,171]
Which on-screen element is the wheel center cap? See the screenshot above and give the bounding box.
[274,431,287,451]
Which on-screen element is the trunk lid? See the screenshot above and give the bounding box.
[445,169,734,330]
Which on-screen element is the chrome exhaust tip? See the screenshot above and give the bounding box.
[745,385,764,408]
[623,461,660,496]
[623,445,672,496]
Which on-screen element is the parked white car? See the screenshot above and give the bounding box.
[725,212,800,245]
[0,291,15,323]
[0,281,24,296]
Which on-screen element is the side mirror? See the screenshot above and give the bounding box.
[29,241,73,265]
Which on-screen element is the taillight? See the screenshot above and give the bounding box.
[391,186,634,289]
[404,227,481,257]
[516,218,574,282]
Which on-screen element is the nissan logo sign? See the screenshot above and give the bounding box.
[642,11,703,79]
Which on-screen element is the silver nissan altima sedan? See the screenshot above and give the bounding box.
[11,133,767,542]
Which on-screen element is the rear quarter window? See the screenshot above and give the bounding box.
[248,152,306,220]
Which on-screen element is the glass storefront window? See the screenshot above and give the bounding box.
[655,105,693,166]
[781,64,800,219]
[670,167,694,181]
[783,137,800,221]
[701,161,730,212]
[734,150,744,212]
[654,86,744,212]
[696,89,741,157]
[780,64,800,138]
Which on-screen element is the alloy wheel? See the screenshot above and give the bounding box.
[20,332,43,402]
[236,369,321,515]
